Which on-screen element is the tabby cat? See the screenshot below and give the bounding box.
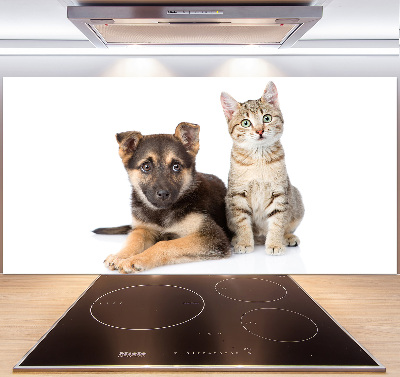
[220,81,304,255]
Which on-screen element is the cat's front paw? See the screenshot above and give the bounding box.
[266,244,285,256]
[284,234,300,247]
[232,236,254,254]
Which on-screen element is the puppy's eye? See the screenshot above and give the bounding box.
[172,163,182,173]
[140,162,152,173]
[263,114,272,123]
[241,119,252,128]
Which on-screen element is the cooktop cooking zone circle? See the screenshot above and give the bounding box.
[90,284,205,330]
[241,308,319,343]
[215,277,287,302]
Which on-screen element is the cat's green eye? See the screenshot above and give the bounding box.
[263,114,272,123]
[241,119,252,128]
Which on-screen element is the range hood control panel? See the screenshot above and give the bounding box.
[167,10,223,15]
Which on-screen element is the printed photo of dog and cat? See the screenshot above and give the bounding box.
[4,77,397,274]
[95,82,304,273]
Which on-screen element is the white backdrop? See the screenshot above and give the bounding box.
[3,77,397,274]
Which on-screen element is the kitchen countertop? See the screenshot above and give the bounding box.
[1,274,399,376]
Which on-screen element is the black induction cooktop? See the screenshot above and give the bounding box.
[14,275,384,372]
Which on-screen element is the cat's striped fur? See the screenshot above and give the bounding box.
[220,82,304,255]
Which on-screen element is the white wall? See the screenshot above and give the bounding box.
[1,54,399,274]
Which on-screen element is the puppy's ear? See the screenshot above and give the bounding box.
[116,131,143,162]
[174,122,200,157]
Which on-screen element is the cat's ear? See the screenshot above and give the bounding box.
[220,92,239,121]
[116,131,143,160]
[262,81,279,108]
[175,122,200,157]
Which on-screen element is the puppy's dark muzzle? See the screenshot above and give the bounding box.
[149,188,176,208]
[156,189,170,201]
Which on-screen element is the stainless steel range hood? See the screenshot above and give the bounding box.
[67,5,322,48]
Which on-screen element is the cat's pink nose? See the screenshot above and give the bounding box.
[256,130,264,135]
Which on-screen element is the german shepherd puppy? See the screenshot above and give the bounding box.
[94,122,231,273]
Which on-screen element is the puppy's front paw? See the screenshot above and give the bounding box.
[266,244,285,256]
[104,254,123,270]
[232,236,254,254]
[116,257,147,274]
